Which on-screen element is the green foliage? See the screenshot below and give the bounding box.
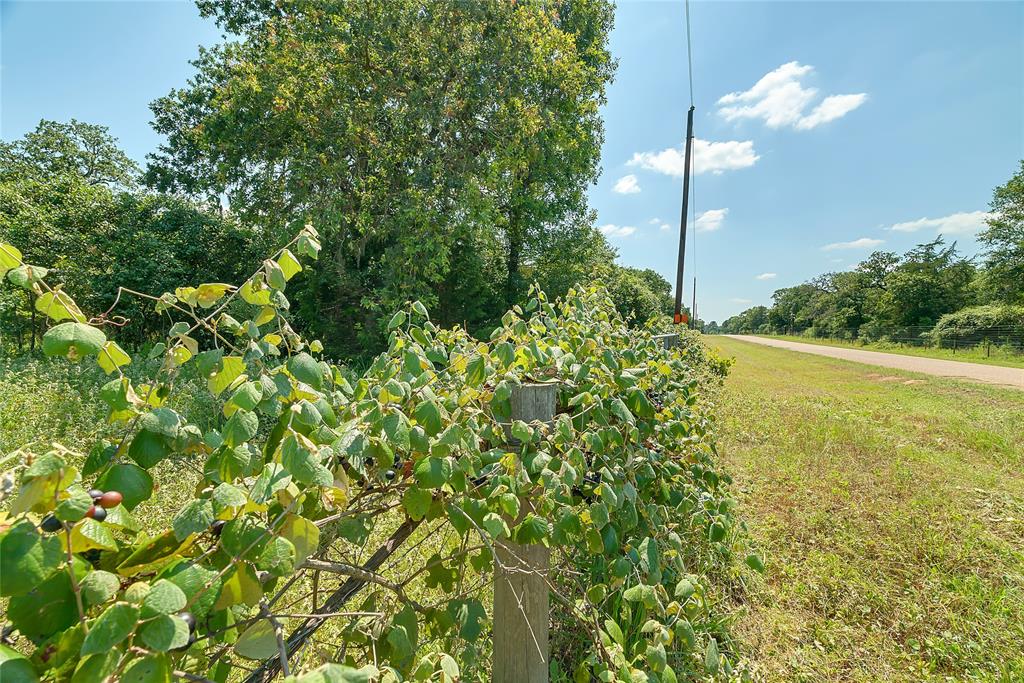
[148,0,616,356]
[976,160,1024,304]
[0,120,265,349]
[0,228,747,681]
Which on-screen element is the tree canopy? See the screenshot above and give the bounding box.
[147,0,618,355]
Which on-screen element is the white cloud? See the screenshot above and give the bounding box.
[796,93,869,130]
[613,174,641,195]
[888,210,991,235]
[648,217,661,224]
[695,208,728,232]
[628,138,759,177]
[659,222,671,231]
[730,298,752,304]
[717,61,867,130]
[755,272,777,280]
[598,223,636,238]
[821,237,885,251]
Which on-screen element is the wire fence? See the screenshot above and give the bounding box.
[747,325,1024,357]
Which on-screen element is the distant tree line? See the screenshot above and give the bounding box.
[2,0,679,358]
[713,162,1024,345]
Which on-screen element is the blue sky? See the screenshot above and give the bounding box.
[2,1,1021,323]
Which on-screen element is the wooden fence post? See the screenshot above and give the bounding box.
[653,333,680,349]
[493,383,557,683]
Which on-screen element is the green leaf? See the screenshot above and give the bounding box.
[81,602,139,656]
[221,516,271,560]
[402,487,432,521]
[42,322,106,360]
[72,651,118,683]
[414,399,443,437]
[745,553,766,573]
[139,614,190,651]
[173,499,215,541]
[8,563,81,643]
[97,463,153,511]
[413,457,451,489]
[513,514,550,545]
[281,436,332,487]
[0,643,38,683]
[609,398,635,425]
[387,311,406,330]
[77,572,119,610]
[7,263,48,289]
[382,411,411,450]
[250,463,292,504]
[0,520,63,597]
[705,637,720,674]
[287,352,323,389]
[212,482,248,514]
[161,562,221,620]
[464,355,486,387]
[223,409,259,447]
[255,535,295,577]
[121,654,171,683]
[128,429,170,468]
[141,579,187,617]
[446,598,486,640]
[234,620,278,660]
[604,619,624,646]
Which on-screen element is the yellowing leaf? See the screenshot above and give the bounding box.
[214,564,263,609]
[276,248,302,281]
[279,514,320,566]
[174,286,199,307]
[35,290,86,322]
[196,283,232,308]
[239,278,271,306]
[97,341,132,375]
[254,306,276,326]
[0,242,23,275]
[208,356,246,396]
[262,333,283,346]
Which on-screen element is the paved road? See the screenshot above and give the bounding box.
[725,335,1024,391]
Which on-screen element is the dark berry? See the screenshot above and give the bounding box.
[97,491,123,508]
[384,469,396,481]
[210,520,226,536]
[88,488,104,501]
[178,611,196,631]
[40,515,62,533]
[86,506,107,522]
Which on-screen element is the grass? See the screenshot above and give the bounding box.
[745,334,1024,369]
[710,336,1024,682]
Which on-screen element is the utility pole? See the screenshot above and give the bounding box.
[691,277,697,330]
[673,106,695,325]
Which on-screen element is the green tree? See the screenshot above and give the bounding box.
[976,161,1024,304]
[0,120,259,348]
[147,0,615,356]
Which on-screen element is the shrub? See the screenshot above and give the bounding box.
[0,232,752,682]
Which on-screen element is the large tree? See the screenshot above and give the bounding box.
[147,0,615,354]
[976,161,1024,304]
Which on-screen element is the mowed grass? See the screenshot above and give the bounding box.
[757,334,1024,370]
[710,337,1024,683]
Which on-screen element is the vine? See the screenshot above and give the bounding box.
[0,230,758,682]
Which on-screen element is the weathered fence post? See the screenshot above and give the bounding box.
[653,333,680,349]
[494,383,557,683]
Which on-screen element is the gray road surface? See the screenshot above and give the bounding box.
[725,335,1024,391]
